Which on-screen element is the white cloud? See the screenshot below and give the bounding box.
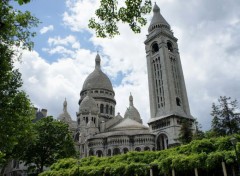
[48,35,80,48]
[40,25,54,34]
[63,0,100,32]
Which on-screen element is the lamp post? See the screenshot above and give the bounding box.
[230,137,240,175]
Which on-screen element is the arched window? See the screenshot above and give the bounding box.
[100,104,104,113]
[152,42,159,53]
[167,41,173,52]
[176,97,181,106]
[86,117,88,124]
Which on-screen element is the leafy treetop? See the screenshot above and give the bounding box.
[89,0,152,38]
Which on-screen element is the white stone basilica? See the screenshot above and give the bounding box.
[58,3,195,158]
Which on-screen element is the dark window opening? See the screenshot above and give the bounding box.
[78,118,80,125]
[113,148,121,155]
[100,104,104,113]
[135,147,141,152]
[167,41,173,52]
[106,105,109,114]
[107,149,111,156]
[152,43,159,53]
[86,117,88,124]
[123,148,129,154]
[176,97,181,106]
[110,106,113,115]
[89,149,94,156]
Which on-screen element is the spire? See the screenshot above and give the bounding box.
[63,98,67,112]
[95,53,101,69]
[129,93,133,106]
[148,3,170,33]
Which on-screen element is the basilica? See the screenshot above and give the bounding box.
[58,3,195,158]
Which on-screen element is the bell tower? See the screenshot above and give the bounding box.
[145,3,194,148]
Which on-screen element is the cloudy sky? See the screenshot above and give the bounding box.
[13,0,240,130]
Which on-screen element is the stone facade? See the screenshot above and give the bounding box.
[58,3,195,158]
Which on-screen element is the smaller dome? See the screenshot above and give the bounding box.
[79,92,99,115]
[58,98,72,123]
[124,93,142,124]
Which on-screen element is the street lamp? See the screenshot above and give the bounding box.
[230,137,240,174]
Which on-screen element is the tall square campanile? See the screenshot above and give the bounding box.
[145,3,194,149]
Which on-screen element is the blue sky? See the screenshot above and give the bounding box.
[13,0,240,131]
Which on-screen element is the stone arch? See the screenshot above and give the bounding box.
[89,149,94,156]
[144,146,150,151]
[113,148,121,155]
[96,150,103,157]
[123,148,129,154]
[107,149,112,156]
[156,133,168,150]
[135,147,141,152]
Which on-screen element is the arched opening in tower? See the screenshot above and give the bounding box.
[156,134,168,150]
[167,41,173,52]
[152,43,159,53]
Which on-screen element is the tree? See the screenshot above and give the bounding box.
[0,0,39,50]
[88,0,152,38]
[0,0,39,172]
[211,96,240,136]
[21,116,76,174]
[193,118,205,140]
[179,119,193,144]
[0,44,35,172]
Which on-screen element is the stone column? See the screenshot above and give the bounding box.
[172,169,175,176]
[150,168,153,176]
[194,168,198,176]
[222,161,227,176]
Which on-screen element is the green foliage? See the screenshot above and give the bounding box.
[0,44,35,168]
[0,0,39,50]
[41,135,240,176]
[211,96,240,136]
[88,0,152,38]
[14,0,31,5]
[21,116,76,174]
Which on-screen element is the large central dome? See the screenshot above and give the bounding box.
[81,54,113,92]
